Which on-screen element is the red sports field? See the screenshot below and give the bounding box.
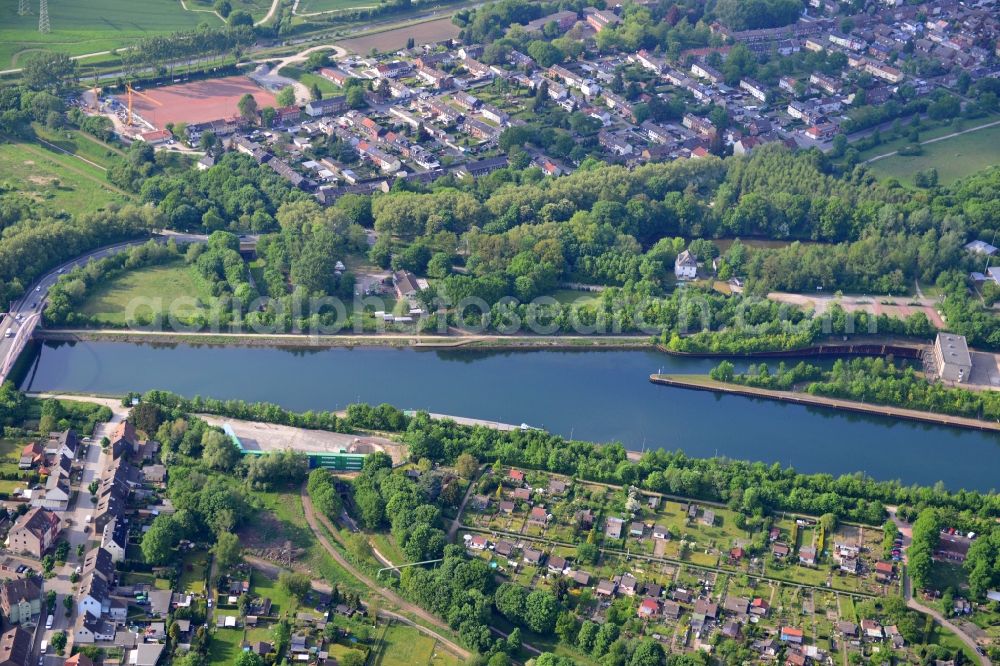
[118,76,277,130]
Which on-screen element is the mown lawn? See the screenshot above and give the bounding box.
[207,627,244,666]
[250,569,297,617]
[372,622,460,666]
[278,65,343,96]
[179,550,209,594]
[77,259,216,325]
[0,140,126,217]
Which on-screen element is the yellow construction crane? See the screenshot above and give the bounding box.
[124,83,162,126]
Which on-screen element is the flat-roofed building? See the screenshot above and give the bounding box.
[933,333,972,383]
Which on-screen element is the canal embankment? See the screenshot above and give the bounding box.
[650,374,1000,433]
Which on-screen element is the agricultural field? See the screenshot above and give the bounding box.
[0,140,127,217]
[866,122,1000,186]
[338,17,460,54]
[296,0,379,14]
[0,0,213,69]
[77,259,216,325]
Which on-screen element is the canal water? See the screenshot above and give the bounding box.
[19,340,1000,491]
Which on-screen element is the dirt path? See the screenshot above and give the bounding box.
[864,119,1000,164]
[299,484,472,659]
[256,0,282,25]
[447,471,479,541]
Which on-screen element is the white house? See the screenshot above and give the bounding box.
[77,574,109,619]
[675,250,698,280]
[101,518,127,563]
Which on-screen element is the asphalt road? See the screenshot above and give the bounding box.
[0,233,210,383]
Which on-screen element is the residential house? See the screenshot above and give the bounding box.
[46,430,78,459]
[498,501,515,514]
[596,580,618,597]
[304,96,348,118]
[751,598,770,616]
[694,598,718,619]
[701,509,715,526]
[740,78,768,102]
[780,627,804,643]
[799,546,817,565]
[528,507,549,526]
[31,474,71,511]
[638,597,659,618]
[723,596,749,615]
[662,601,681,619]
[0,578,41,625]
[629,522,645,538]
[837,621,858,637]
[393,271,421,299]
[147,589,172,618]
[18,443,43,470]
[8,507,61,557]
[586,9,620,32]
[772,542,791,558]
[652,525,669,540]
[690,63,723,84]
[74,612,115,644]
[674,250,697,279]
[523,548,544,566]
[77,573,109,619]
[127,643,164,666]
[0,628,31,666]
[102,518,128,563]
[65,654,95,666]
[861,619,883,640]
[605,517,624,539]
[619,574,638,596]
[572,570,590,586]
[512,487,531,501]
[547,555,567,574]
[547,479,566,495]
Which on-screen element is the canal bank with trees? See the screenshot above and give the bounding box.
[18,340,1000,491]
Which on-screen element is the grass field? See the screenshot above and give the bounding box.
[0,0,215,69]
[278,64,343,96]
[188,0,274,21]
[296,0,378,14]
[32,125,124,169]
[0,140,127,216]
[207,626,244,666]
[78,260,216,325]
[372,622,460,666]
[866,122,1000,186]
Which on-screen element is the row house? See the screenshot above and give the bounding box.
[641,120,673,145]
[453,91,480,111]
[739,78,768,102]
[463,58,492,78]
[462,118,499,141]
[375,61,411,78]
[682,113,716,136]
[779,75,798,93]
[690,62,723,84]
[599,130,634,156]
[508,49,535,69]
[357,141,402,173]
[829,32,867,51]
[304,95,348,118]
[481,104,509,126]
[548,64,582,87]
[425,98,460,124]
[417,67,453,90]
[634,49,665,75]
[865,60,905,83]
[585,8,620,32]
[602,91,634,118]
[809,72,841,94]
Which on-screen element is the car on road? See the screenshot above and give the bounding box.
[15,565,24,574]
[35,286,40,292]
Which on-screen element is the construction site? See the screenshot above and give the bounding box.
[78,75,277,142]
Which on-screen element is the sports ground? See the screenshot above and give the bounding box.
[115,76,277,130]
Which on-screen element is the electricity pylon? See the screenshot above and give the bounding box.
[38,0,50,34]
